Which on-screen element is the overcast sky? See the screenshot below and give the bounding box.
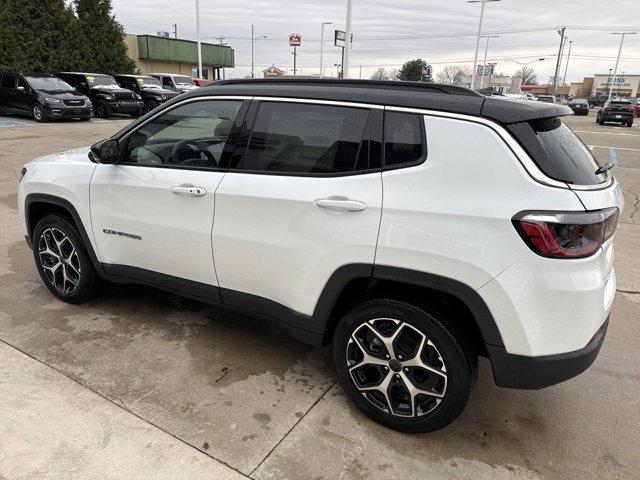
[112,0,640,82]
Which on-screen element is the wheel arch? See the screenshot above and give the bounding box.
[25,193,102,272]
[314,264,504,353]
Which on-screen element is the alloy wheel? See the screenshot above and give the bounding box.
[346,318,447,418]
[33,105,43,121]
[37,228,81,294]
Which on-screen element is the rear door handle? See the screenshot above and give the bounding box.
[170,185,207,197]
[315,197,367,212]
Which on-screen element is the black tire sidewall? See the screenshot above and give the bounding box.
[95,100,110,119]
[32,214,98,304]
[332,299,476,433]
[144,100,158,114]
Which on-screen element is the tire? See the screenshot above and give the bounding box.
[94,100,111,119]
[32,103,47,122]
[599,116,605,125]
[627,120,633,127]
[143,100,158,114]
[130,108,142,118]
[332,299,477,433]
[79,117,91,122]
[32,214,100,304]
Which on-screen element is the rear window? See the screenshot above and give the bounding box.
[507,117,606,185]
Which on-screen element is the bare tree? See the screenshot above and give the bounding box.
[389,68,400,80]
[436,65,471,85]
[514,66,537,85]
[371,67,389,80]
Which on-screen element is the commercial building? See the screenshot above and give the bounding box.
[263,66,285,78]
[590,74,640,98]
[458,73,522,94]
[124,34,234,81]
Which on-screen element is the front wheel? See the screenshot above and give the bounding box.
[332,299,477,433]
[32,214,100,303]
[32,103,47,122]
[627,120,633,127]
[94,100,111,119]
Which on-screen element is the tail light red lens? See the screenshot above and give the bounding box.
[513,208,619,259]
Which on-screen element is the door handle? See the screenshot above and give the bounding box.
[315,197,367,212]
[170,185,207,197]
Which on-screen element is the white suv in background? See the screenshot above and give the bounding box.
[18,79,623,433]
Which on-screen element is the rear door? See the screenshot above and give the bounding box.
[0,74,18,112]
[212,99,383,316]
[90,97,248,295]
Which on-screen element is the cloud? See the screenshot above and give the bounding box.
[113,0,640,81]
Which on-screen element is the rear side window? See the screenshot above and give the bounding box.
[384,111,426,168]
[508,117,605,185]
[1,75,16,89]
[242,102,370,174]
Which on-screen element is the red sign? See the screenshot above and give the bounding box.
[289,34,302,47]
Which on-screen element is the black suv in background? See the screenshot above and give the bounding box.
[114,75,181,114]
[0,73,92,122]
[597,99,634,127]
[57,72,144,119]
[568,98,589,115]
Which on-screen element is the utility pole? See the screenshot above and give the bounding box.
[173,23,178,39]
[479,35,499,88]
[468,0,501,90]
[250,26,267,79]
[292,47,298,75]
[215,36,227,80]
[195,0,202,79]
[608,32,637,101]
[562,40,572,86]
[343,0,353,78]
[359,65,362,79]
[320,21,333,78]
[552,26,566,93]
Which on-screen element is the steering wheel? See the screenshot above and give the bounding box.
[169,139,217,168]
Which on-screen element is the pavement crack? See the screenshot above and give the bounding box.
[248,379,339,478]
[627,190,639,222]
[617,289,640,295]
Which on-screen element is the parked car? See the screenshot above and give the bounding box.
[633,99,640,117]
[536,95,556,104]
[0,73,92,122]
[114,75,181,114]
[18,79,621,433]
[148,73,199,94]
[588,95,608,108]
[596,99,634,126]
[568,98,590,115]
[192,78,213,87]
[57,72,144,119]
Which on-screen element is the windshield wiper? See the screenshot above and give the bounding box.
[595,162,614,175]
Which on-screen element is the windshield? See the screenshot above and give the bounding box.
[136,76,162,89]
[26,76,74,91]
[86,75,119,87]
[508,117,606,185]
[173,75,195,86]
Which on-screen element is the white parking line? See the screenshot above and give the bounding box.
[591,145,640,152]
[573,130,640,137]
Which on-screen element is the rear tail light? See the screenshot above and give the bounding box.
[513,208,619,259]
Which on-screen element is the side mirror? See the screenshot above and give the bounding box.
[17,86,26,93]
[90,139,119,164]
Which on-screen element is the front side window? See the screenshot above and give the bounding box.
[384,111,426,168]
[162,77,174,88]
[242,102,370,174]
[123,100,242,169]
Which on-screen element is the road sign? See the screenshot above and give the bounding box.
[334,30,353,48]
[289,34,302,47]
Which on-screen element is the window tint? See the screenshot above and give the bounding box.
[1,75,16,89]
[242,102,370,174]
[162,77,173,88]
[507,117,605,185]
[123,100,242,169]
[384,112,426,168]
[17,77,28,89]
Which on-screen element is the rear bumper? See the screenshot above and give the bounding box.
[488,317,609,389]
[602,112,633,122]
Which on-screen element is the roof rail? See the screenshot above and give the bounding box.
[211,78,482,97]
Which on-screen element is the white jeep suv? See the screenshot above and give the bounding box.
[18,79,623,432]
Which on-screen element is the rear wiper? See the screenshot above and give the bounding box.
[595,162,614,175]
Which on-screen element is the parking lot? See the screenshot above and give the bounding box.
[0,111,638,479]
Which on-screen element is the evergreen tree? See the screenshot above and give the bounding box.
[397,59,428,82]
[74,0,136,74]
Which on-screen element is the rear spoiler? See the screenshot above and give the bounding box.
[480,97,573,125]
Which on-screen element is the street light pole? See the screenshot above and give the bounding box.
[343,0,353,78]
[608,32,637,101]
[320,21,333,79]
[479,35,499,88]
[195,0,203,79]
[552,27,566,93]
[562,40,572,86]
[468,0,500,90]
[250,25,267,79]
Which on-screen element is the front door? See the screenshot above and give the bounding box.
[90,98,247,293]
[213,99,383,316]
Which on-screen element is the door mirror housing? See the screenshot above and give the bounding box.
[16,86,26,93]
[90,139,119,164]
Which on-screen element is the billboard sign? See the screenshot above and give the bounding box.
[289,34,302,47]
[334,30,353,48]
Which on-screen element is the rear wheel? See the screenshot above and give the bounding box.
[143,100,159,114]
[332,299,477,433]
[599,115,605,125]
[627,120,633,127]
[32,214,99,303]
